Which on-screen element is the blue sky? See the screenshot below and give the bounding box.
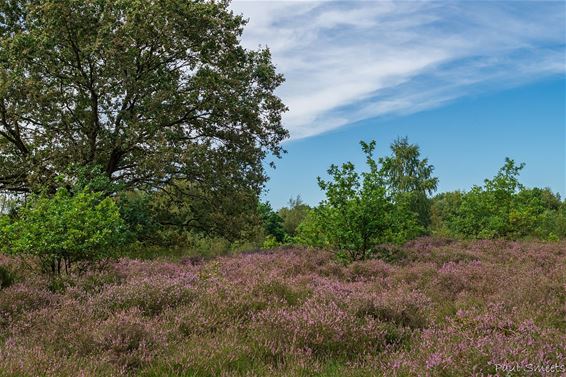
[230,1,566,209]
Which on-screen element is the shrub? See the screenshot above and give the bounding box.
[0,240,565,375]
[253,298,393,359]
[296,140,423,261]
[258,202,286,244]
[0,188,128,274]
[95,309,162,371]
[0,285,56,326]
[262,235,281,249]
[294,209,329,248]
[116,191,160,243]
[94,276,196,317]
[351,288,431,329]
[278,196,311,237]
[316,156,393,260]
[445,159,565,240]
[430,191,464,236]
[536,208,566,240]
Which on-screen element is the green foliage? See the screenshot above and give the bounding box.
[116,191,159,243]
[450,158,524,238]
[379,137,438,195]
[149,181,263,243]
[315,141,392,260]
[0,188,128,274]
[66,165,123,195]
[433,158,565,240]
[0,0,287,241]
[535,202,566,240]
[262,235,281,249]
[297,140,423,261]
[379,137,438,228]
[258,202,286,243]
[387,192,426,243]
[121,234,234,262]
[278,196,311,237]
[112,181,270,253]
[431,191,464,236]
[294,209,329,248]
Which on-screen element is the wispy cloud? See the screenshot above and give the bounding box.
[230,1,566,140]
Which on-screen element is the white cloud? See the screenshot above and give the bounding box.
[231,0,566,140]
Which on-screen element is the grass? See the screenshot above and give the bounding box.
[0,238,565,376]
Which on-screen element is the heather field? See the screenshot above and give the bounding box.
[0,238,564,376]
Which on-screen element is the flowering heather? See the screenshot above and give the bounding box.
[0,239,565,376]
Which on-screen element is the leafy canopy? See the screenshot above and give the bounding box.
[258,201,286,243]
[278,195,310,237]
[0,0,287,198]
[297,140,423,261]
[379,137,438,195]
[0,188,127,273]
[379,136,438,228]
[438,158,565,239]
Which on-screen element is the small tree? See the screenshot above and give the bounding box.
[258,202,286,244]
[0,188,127,274]
[278,196,310,237]
[379,137,438,229]
[451,158,531,239]
[430,191,464,235]
[297,140,422,261]
[0,0,288,240]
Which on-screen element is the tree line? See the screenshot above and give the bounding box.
[261,138,565,261]
[0,0,563,273]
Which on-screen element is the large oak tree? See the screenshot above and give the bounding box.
[0,0,288,200]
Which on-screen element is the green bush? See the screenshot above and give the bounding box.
[296,140,423,261]
[258,202,286,244]
[294,209,330,249]
[148,180,264,244]
[536,207,566,240]
[278,196,311,237]
[0,188,128,274]
[116,191,160,243]
[438,159,565,240]
[516,188,564,239]
[431,191,464,236]
[262,235,281,249]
